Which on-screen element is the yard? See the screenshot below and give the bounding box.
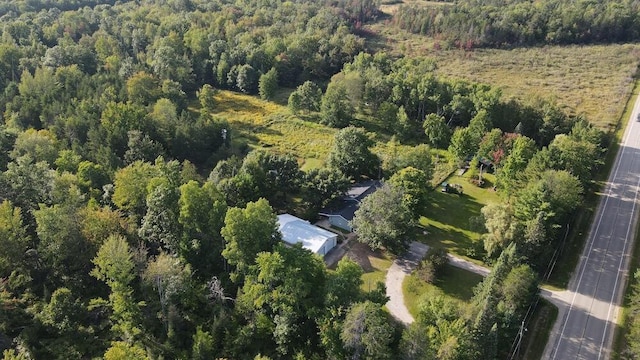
[418,172,501,262]
[403,264,484,318]
[339,241,394,294]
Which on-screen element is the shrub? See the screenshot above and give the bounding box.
[416,247,449,283]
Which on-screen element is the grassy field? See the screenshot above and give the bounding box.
[212,90,336,169]
[403,264,484,318]
[365,20,640,131]
[417,172,501,262]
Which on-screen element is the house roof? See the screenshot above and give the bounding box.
[320,180,382,221]
[343,179,382,201]
[277,214,337,254]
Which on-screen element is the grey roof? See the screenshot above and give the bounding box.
[320,180,382,221]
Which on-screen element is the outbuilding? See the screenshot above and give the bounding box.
[277,214,338,256]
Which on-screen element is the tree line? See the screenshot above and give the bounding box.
[392,0,640,48]
[0,0,610,358]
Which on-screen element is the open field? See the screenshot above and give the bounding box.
[418,172,501,261]
[212,90,446,172]
[365,21,640,131]
[212,90,336,169]
[403,264,484,318]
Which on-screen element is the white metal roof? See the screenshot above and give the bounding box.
[277,214,337,254]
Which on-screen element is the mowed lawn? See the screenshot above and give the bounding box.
[403,264,484,318]
[418,173,501,262]
[365,20,640,131]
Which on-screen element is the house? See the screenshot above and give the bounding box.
[319,180,382,232]
[277,214,338,256]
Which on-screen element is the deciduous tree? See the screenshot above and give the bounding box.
[352,184,413,254]
[221,198,280,282]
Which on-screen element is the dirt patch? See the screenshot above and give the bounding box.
[345,242,385,272]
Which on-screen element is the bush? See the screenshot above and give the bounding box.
[416,247,449,283]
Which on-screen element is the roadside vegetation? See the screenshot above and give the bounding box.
[0,0,634,358]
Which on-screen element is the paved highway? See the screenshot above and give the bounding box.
[545,94,640,359]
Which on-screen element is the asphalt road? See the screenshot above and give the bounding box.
[545,95,640,359]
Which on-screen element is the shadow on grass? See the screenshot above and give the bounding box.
[434,264,484,301]
[418,188,485,256]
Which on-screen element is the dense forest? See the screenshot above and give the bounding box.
[0,0,616,358]
[392,0,640,48]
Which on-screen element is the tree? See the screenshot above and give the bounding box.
[112,161,159,216]
[197,84,216,114]
[0,201,29,278]
[395,106,414,140]
[326,258,365,311]
[141,253,190,333]
[2,155,54,211]
[301,167,350,214]
[238,244,327,357]
[221,198,281,282]
[239,150,301,205]
[496,135,537,194]
[259,68,278,100]
[448,127,478,161]
[340,301,395,360]
[388,166,429,216]
[548,134,601,185]
[103,342,150,360]
[236,64,258,94]
[288,81,322,114]
[149,98,179,146]
[91,234,142,341]
[481,203,520,258]
[423,114,451,149]
[124,130,165,165]
[192,327,216,360]
[351,184,413,254]
[138,183,181,252]
[10,129,59,166]
[126,71,159,105]
[326,127,380,180]
[178,181,228,279]
[320,81,352,128]
[400,323,434,360]
[35,202,96,292]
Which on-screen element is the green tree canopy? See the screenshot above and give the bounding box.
[326,126,380,180]
[221,198,281,282]
[351,183,413,254]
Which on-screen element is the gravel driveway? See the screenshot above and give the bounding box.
[385,242,429,324]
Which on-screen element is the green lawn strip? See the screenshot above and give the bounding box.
[360,252,394,293]
[418,172,500,262]
[545,81,640,288]
[403,263,484,318]
[611,157,640,359]
[521,299,559,360]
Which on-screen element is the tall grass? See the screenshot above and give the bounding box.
[364,21,640,131]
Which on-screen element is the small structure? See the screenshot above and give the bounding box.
[319,180,382,232]
[277,214,338,256]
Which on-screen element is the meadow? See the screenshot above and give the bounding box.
[365,21,640,131]
[212,90,337,169]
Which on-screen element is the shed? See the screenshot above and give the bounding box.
[277,214,338,256]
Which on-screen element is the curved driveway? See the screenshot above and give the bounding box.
[544,94,640,359]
